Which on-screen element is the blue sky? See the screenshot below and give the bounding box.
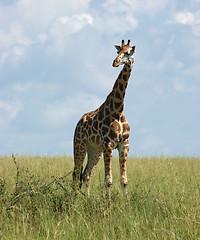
[0,0,199,156]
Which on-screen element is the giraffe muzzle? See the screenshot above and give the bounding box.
[113,59,120,67]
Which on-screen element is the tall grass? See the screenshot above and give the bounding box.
[0,155,200,239]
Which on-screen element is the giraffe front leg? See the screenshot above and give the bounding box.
[118,139,129,196]
[103,143,114,197]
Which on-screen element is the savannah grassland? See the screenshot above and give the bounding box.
[0,155,200,239]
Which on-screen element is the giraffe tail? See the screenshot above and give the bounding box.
[79,166,83,188]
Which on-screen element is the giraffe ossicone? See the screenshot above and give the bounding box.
[72,40,135,196]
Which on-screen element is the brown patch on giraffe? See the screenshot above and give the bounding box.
[103,116,111,126]
[122,122,130,140]
[102,126,108,134]
[104,152,110,159]
[79,145,86,152]
[123,133,129,140]
[75,124,80,132]
[98,108,104,121]
[120,114,126,122]
[114,101,121,110]
[93,120,98,130]
[125,143,129,152]
[113,81,118,89]
[90,135,95,143]
[110,98,114,111]
[88,127,92,136]
[75,132,80,139]
[96,135,100,145]
[92,128,98,135]
[104,107,110,116]
[122,123,130,132]
[119,83,124,92]
[118,105,124,113]
[82,127,87,135]
[115,91,121,100]
[88,118,92,126]
[109,129,117,139]
[99,122,102,129]
[111,120,121,132]
[104,136,111,144]
[112,112,119,120]
[123,75,127,81]
[118,71,123,79]
[107,147,113,153]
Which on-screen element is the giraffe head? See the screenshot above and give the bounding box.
[113,40,135,67]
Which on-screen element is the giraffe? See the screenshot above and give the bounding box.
[72,40,135,196]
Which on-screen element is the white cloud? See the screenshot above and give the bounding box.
[154,48,184,73]
[0,99,23,125]
[0,0,138,61]
[171,78,195,93]
[45,13,93,56]
[166,10,200,36]
[0,0,199,156]
[174,11,195,25]
[13,82,62,96]
[174,11,200,25]
[93,0,138,35]
[101,14,138,35]
[37,33,47,44]
[56,13,93,34]
[41,92,103,128]
[0,0,92,63]
[125,0,168,14]
[0,23,32,64]
[0,23,31,49]
[16,0,92,28]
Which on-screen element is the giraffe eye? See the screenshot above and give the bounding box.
[124,52,130,56]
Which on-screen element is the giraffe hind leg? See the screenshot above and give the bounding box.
[82,147,101,195]
[73,143,86,189]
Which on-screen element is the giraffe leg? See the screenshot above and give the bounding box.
[103,143,114,197]
[82,147,101,195]
[72,141,87,188]
[118,139,129,196]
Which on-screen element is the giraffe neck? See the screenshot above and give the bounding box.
[105,62,133,116]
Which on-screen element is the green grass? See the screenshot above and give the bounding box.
[0,155,200,239]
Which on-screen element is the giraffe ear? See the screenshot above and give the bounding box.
[132,46,136,53]
[115,45,121,51]
[130,46,135,55]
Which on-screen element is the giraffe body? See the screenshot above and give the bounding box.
[73,40,135,196]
